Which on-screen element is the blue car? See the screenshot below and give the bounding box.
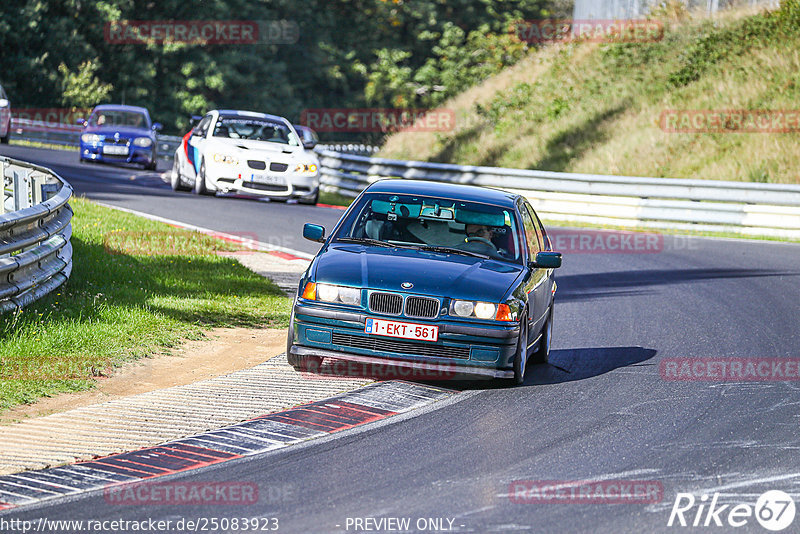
[287,179,562,385]
[78,104,162,170]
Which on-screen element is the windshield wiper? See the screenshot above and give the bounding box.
[415,245,490,259]
[334,237,395,248]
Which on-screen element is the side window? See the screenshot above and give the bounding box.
[525,204,548,250]
[519,204,541,259]
[194,116,212,137]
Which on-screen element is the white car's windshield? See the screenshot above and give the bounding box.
[213,116,299,146]
[335,193,522,263]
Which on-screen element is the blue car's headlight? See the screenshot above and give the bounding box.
[133,137,153,148]
[81,134,101,143]
[315,283,361,306]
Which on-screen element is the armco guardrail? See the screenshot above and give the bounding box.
[0,156,73,312]
[11,119,377,160]
[317,150,800,239]
[9,118,182,161]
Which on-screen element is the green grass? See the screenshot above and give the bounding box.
[0,197,291,412]
[380,2,800,184]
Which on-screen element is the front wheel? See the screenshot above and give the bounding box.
[193,159,214,195]
[509,316,529,386]
[298,189,319,206]
[286,309,323,372]
[531,306,553,365]
[171,158,190,191]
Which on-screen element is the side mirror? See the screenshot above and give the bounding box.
[190,115,202,126]
[75,118,86,126]
[152,122,163,132]
[303,223,325,243]
[303,140,317,150]
[0,99,9,108]
[531,251,562,269]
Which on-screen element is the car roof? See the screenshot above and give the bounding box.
[365,179,519,208]
[216,109,287,122]
[92,104,149,114]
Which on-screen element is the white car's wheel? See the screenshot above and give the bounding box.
[171,157,190,191]
[193,159,214,196]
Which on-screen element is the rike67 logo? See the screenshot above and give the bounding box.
[668,490,796,531]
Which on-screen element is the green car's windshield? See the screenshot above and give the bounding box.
[334,193,522,263]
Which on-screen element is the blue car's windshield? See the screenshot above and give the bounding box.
[334,193,523,263]
[89,110,149,129]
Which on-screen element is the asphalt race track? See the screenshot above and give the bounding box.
[3,144,800,533]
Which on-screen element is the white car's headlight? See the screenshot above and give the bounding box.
[316,284,361,306]
[294,163,318,175]
[452,300,508,321]
[133,137,153,147]
[81,134,101,143]
[213,153,239,164]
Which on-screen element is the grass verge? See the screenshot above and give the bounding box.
[0,197,291,413]
[380,3,800,184]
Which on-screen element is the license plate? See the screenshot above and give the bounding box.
[250,174,285,186]
[102,145,128,155]
[365,318,438,342]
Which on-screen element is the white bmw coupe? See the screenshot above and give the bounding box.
[171,109,321,204]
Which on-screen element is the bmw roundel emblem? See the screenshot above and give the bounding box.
[401,282,413,289]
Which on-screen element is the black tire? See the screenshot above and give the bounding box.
[531,305,553,365]
[507,314,529,386]
[171,158,190,191]
[0,121,9,144]
[298,189,319,206]
[145,160,157,171]
[193,159,214,196]
[286,309,324,372]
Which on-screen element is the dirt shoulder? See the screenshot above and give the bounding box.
[0,326,287,425]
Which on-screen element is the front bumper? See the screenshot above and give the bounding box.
[291,301,519,379]
[208,166,319,199]
[80,142,155,165]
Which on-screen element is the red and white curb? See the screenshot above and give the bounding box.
[0,381,454,512]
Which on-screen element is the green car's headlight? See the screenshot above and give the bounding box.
[81,134,101,143]
[316,284,361,306]
[452,300,512,321]
[133,137,153,147]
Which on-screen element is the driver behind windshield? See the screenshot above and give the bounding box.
[465,224,494,241]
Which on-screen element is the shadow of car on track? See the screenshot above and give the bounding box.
[302,346,657,391]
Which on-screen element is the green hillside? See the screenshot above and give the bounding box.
[380,1,800,184]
